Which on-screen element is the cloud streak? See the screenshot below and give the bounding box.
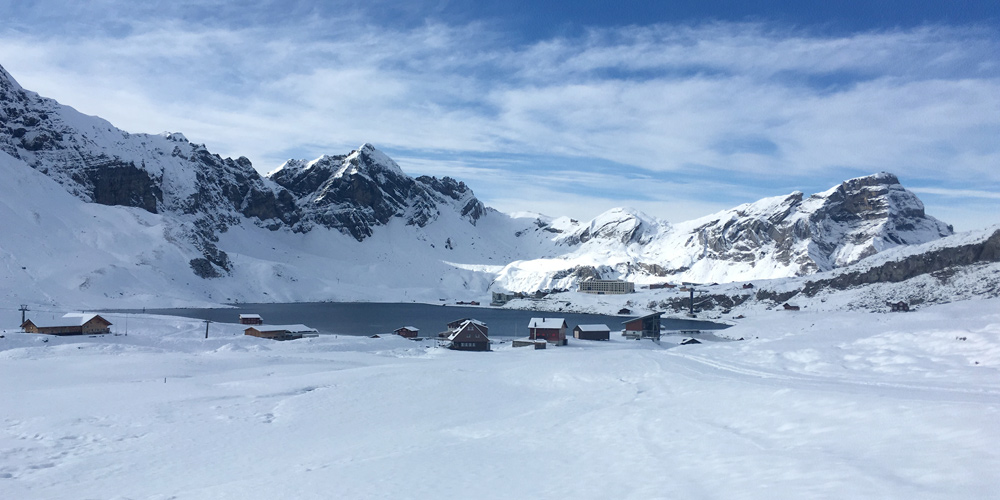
[0,6,997,229]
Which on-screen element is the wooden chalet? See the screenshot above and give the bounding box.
[244,324,318,341]
[444,319,490,351]
[394,326,420,338]
[574,324,611,341]
[888,301,910,312]
[623,312,663,340]
[528,318,567,345]
[239,314,263,325]
[21,313,112,336]
[782,303,801,311]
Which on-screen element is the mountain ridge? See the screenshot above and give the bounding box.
[0,62,975,310]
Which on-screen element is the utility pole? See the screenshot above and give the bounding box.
[204,320,212,339]
[19,304,29,324]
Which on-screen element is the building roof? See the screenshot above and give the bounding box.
[447,319,488,340]
[528,318,566,329]
[26,313,111,328]
[239,314,262,319]
[246,324,318,334]
[575,324,611,332]
[397,326,419,331]
[621,312,663,324]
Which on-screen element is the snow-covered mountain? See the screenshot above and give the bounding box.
[0,63,505,279]
[268,145,485,240]
[493,174,953,292]
[0,62,975,310]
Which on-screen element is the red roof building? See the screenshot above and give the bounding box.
[395,326,420,338]
[528,318,567,345]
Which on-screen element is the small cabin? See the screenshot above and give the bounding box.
[444,319,490,351]
[245,324,318,341]
[782,303,801,311]
[528,318,567,345]
[574,324,611,341]
[623,312,663,340]
[395,326,420,338]
[21,313,112,336]
[888,301,910,312]
[239,314,263,325]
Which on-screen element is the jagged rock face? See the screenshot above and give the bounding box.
[564,207,657,245]
[681,173,954,275]
[0,66,292,227]
[801,228,1000,295]
[0,64,300,277]
[493,174,954,293]
[270,144,486,241]
[416,175,485,222]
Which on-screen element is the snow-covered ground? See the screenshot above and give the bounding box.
[2,299,998,499]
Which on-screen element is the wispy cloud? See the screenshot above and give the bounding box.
[0,4,997,228]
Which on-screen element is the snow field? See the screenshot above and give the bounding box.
[1,301,999,499]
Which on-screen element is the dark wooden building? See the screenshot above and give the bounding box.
[528,318,567,345]
[21,313,112,335]
[239,314,263,325]
[623,312,662,340]
[782,303,801,311]
[395,326,420,338]
[445,319,490,351]
[574,324,611,341]
[889,301,910,312]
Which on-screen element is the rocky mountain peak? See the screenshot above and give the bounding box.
[268,144,486,240]
[567,207,660,245]
[0,63,24,93]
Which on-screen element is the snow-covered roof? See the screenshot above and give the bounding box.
[246,324,318,333]
[239,314,262,319]
[528,318,565,329]
[26,313,111,328]
[575,324,610,332]
[397,326,419,331]
[447,319,488,340]
[622,312,663,323]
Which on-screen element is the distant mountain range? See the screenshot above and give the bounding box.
[3,62,992,311]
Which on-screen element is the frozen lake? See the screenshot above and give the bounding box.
[136,302,728,337]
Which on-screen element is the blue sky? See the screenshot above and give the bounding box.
[1,1,999,230]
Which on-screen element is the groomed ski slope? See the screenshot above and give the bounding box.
[2,299,998,499]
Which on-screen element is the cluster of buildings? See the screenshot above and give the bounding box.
[18,309,667,350]
[388,312,667,351]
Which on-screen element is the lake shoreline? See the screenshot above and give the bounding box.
[125,301,728,338]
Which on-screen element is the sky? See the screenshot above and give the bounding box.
[1,0,998,231]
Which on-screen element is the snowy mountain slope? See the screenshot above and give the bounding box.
[0,64,514,273]
[492,173,953,292]
[0,62,969,310]
[510,224,1000,320]
[0,143,557,308]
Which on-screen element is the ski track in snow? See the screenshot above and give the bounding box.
[1,301,999,499]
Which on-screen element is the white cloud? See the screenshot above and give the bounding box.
[0,12,997,227]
